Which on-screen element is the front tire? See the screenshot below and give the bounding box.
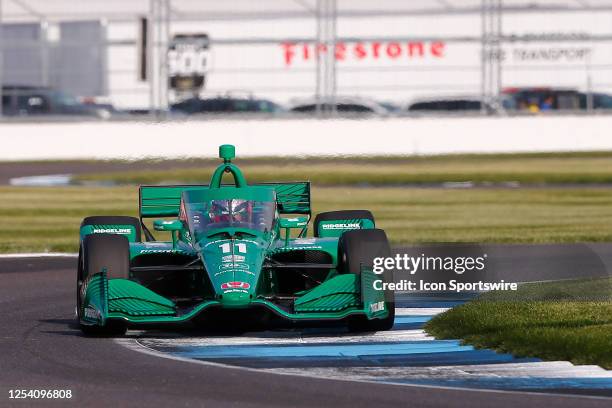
[77,234,130,336]
[338,229,395,332]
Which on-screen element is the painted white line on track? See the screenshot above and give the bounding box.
[0,253,78,258]
[395,307,450,315]
[262,362,612,380]
[137,329,434,347]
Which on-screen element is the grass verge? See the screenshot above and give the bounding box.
[72,151,612,186]
[425,277,612,369]
[5,186,612,252]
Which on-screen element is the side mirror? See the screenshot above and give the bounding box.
[153,219,183,232]
[279,217,308,229]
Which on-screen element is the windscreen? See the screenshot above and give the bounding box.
[182,199,275,239]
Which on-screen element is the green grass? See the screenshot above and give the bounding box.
[72,151,612,186]
[0,187,137,253]
[425,278,612,369]
[5,186,612,252]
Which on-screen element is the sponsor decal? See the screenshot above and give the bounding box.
[139,249,177,254]
[83,305,101,320]
[321,223,361,230]
[204,239,229,247]
[92,228,132,234]
[293,238,317,245]
[222,289,249,294]
[281,41,446,66]
[285,218,308,226]
[485,32,593,63]
[218,262,250,270]
[238,239,259,246]
[222,254,245,263]
[221,281,251,290]
[274,245,324,251]
[214,269,254,277]
[168,33,210,92]
[369,301,385,313]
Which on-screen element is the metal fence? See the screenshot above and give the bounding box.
[1,0,612,118]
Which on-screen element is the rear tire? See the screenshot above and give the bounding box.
[77,234,130,336]
[338,229,395,332]
[313,210,374,237]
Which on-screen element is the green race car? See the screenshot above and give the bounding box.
[77,145,395,335]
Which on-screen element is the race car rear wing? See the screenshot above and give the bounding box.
[139,182,311,219]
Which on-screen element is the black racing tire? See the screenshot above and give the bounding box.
[338,229,395,332]
[313,210,374,238]
[77,233,130,336]
[81,215,142,243]
[338,229,389,275]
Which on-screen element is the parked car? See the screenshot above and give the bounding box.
[404,88,612,114]
[580,92,612,110]
[171,95,285,115]
[405,95,511,114]
[1,85,115,118]
[290,97,390,116]
[378,101,401,113]
[503,87,612,112]
[407,97,487,113]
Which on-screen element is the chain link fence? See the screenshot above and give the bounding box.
[1,0,612,119]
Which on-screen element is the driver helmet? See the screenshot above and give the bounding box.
[209,199,253,223]
[209,200,231,223]
[231,199,253,223]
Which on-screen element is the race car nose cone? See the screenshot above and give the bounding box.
[219,290,251,308]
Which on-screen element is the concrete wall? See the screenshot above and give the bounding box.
[2,115,612,160]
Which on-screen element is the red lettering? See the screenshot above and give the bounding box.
[354,42,367,59]
[316,43,328,59]
[282,42,296,66]
[431,41,445,57]
[407,42,424,57]
[386,42,401,58]
[303,43,310,60]
[281,40,447,65]
[372,42,381,58]
[335,42,347,61]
